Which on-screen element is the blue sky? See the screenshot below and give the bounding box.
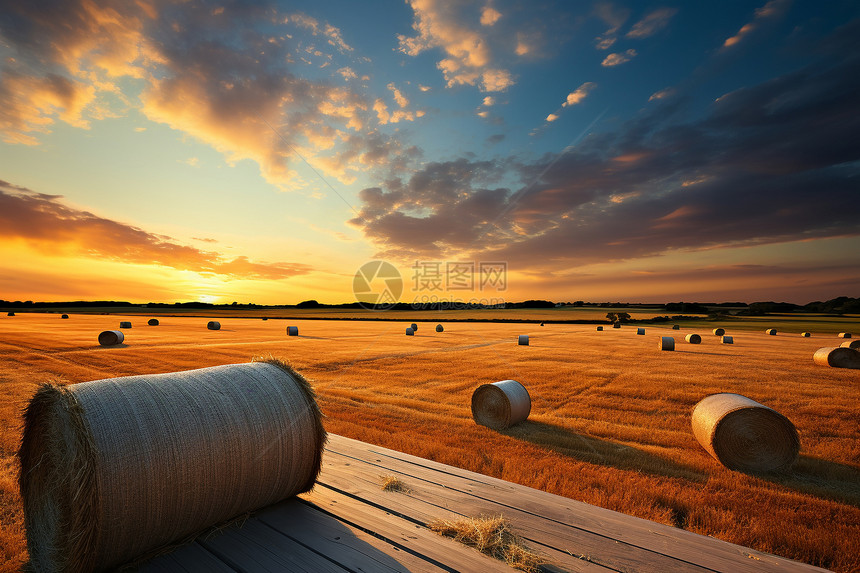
[0,0,858,304]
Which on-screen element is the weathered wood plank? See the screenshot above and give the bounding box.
[300,483,517,572]
[138,541,237,573]
[325,434,829,573]
[256,496,449,572]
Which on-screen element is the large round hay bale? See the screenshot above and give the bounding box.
[287,326,299,336]
[262,317,268,321]
[801,332,811,337]
[518,334,529,345]
[838,332,852,339]
[435,324,444,332]
[813,347,860,369]
[659,336,675,351]
[147,318,159,326]
[596,326,603,331]
[405,327,414,336]
[119,321,132,329]
[18,361,325,572]
[61,314,69,319]
[636,327,645,335]
[98,330,124,346]
[207,321,220,330]
[713,328,725,336]
[540,322,544,327]
[672,324,680,330]
[685,333,702,344]
[471,380,531,430]
[765,328,777,336]
[840,340,860,350]
[410,323,418,331]
[691,393,799,473]
[7,311,14,316]
[612,323,621,329]
[721,335,733,344]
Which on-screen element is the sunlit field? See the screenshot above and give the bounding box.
[1,312,858,572]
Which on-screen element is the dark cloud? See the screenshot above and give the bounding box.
[0,181,313,280]
[352,26,860,268]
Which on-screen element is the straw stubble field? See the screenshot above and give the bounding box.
[1,313,858,572]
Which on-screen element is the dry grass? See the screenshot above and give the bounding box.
[379,475,408,492]
[428,515,544,572]
[1,313,859,572]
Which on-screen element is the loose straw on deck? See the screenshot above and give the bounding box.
[691,393,799,473]
[18,360,326,572]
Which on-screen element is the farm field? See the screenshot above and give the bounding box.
[1,312,859,572]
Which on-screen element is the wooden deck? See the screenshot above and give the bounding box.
[139,434,829,572]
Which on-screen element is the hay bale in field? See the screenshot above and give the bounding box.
[119,321,132,329]
[612,323,621,329]
[518,334,529,346]
[540,322,544,327]
[207,321,220,330]
[672,324,680,330]
[98,330,124,346]
[721,335,733,344]
[7,311,14,316]
[436,324,444,332]
[659,336,675,351]
[18,361,325,572]
[813,347,860,369]
[691,393,799,473]
[287,326,299,336]
[406,327,414,336]
[636,327,645,335]
[838,332,852,338]
[840,340,860,350]
[61,314,69,319]
[685,333,702,344]
[147,318,159,326]
[596,326,603,331]
[765,328,777,335]
[411,323,418,331]
[801,332,811,337]
[713,328,725,336]
[262,317,268,321]
[471,380,531,430]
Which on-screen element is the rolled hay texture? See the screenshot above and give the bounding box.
[61,314,69,319]
[838,332,852,338]
[147,318,159,326]
[19,361,325,572]
[97,330,124,346]
[471,380,531,430]
[436,324,444,332]
[801,332,811,337]
[691,393,799,472]
[765,328,777,336]
[813,347,860,369]
[411,323,418,331]
[659,336,675,351]
[672,324,680,330]
[636,327,645,335]
[596,326,603,331]
[518,334,529,346]
[721,335,734,344]
[287,326,299,336]
[406,327,414,336]
[840,340,860,350]
[207,321,221,330]
[119,321,132,329]
[612,323,621,329]
[713,328,725,336]
[685,333,702,344]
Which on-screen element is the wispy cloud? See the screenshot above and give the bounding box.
[592,2,629,50]
[602,49,637,67]
[563,82,597,107]
[0,180,314,280]
[626,8,678,39]
[723,0,790,48]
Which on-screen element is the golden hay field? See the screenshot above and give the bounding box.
[1,312,859,572]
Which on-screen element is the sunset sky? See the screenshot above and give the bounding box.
[1,0,858,305]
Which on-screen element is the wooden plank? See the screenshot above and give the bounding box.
[325,434,829,573]
[195,518,346,572]
[138,541,237,573]
[256,496,449,572]
[300,483,517,572]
